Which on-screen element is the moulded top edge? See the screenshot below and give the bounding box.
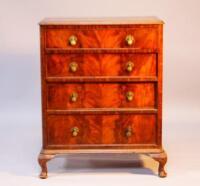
[39,17,164,26]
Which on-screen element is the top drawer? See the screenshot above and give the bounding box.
[45,26,158,49]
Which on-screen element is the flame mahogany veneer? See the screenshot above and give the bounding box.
[38,17,167,179]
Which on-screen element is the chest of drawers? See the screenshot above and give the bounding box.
[38,17,167,179]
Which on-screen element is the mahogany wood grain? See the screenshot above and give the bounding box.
[46,114,156,146]
[46,76,158,83]
[47,108,158,115]
[45,48,158,54]
[156,24,163,147]
[46,53,156,77]
[47,83,156,109]
[45,27,158,49]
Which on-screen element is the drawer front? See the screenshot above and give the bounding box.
[45,27,158,49]
[46,54,156,77]
[47,83,156,109]
[47,114,156,147]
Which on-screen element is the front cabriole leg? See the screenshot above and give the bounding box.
[149,151,167,177]
[38,153,55,179]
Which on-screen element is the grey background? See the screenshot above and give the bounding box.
[0,0,200,185]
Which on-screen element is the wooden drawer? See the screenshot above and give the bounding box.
[46,53,156,77]
[45,26,158,49]
[47,114,156,147]
[47,83,156,109]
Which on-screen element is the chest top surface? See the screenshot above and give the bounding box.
[39,17,164,25]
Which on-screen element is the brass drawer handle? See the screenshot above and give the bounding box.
[126,91,134,102]
[71,127,79,137]
[69,62,78,72]
[69,35,78,46]
[125,34,135,46]
[126,61,134,72]
[70,92,78,102]
[125,127,133,137]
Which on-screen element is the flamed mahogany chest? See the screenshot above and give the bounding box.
[38,17,167,178]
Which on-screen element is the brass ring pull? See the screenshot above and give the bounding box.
[126,61,134,72]
[125,127,133,137]
[126,91,134,102]
[125,34,135,46]
[70,92,78,102]
[69,62,78,72]
[69,35,78,46]
[71,127,79,137]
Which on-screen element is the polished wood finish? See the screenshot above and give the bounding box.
[47,114,156,147]
[150,151,167,177]
[47,83,155,109]
[38,153,55,179]
[47,108,158,115]
[46,54,156,77]
[45,27,158,49]
[39,17,164,25]
[38,17,167,178]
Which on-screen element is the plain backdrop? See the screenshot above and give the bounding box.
[0,0,200,185]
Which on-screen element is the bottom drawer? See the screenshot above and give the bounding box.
[46,114,157,148]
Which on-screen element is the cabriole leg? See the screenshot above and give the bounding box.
[38,153,55,179]
[149,151,167,177]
